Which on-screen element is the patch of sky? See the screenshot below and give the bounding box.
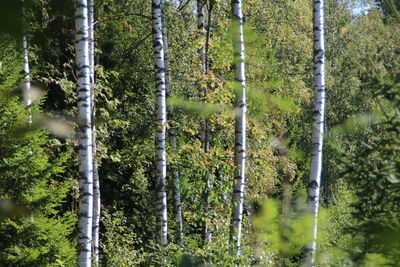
[351,1,374,16]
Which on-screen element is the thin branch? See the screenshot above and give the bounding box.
[384,0,400,23]
[133,32,152,50]
[177,0,191,12]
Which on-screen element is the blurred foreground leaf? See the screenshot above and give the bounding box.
[0,199,30,218]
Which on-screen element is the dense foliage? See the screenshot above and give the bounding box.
[0,0,399,266]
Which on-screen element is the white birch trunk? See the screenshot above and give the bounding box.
[197,0,212,244]
[75,1,94,266]
[22,35,32,125]
[230,0,247,256]
[197,0,206,74]
[22,3,32,126]
[305,0,326,266]
[161,3,184,248]
[152,0,168,247]
[88,0,100,264]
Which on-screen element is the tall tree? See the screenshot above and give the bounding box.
[198,0,213,244]
[88,0,100,264]
[75,0,94,266]
[230,0,247,256]
[197,0,206,75]
[162,1,184,248]
[305,0,326,265]
[21,1,32,126]
[152,0,168,247]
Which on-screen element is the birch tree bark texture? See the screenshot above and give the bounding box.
[161,2,184,248]
[75,0,94,266]
[305,0,326,266]
[22,35,32,125]
[230,0,247,257]
[197,0,213,245]
[22,2,32,126]
[87,0,100,264]
[197,0,206,74]
[152,0,168,247]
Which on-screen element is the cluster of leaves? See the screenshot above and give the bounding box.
[333,71,400,266]
[1,0,400,266]
[0,35,75,266]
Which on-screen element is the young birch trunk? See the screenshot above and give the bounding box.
[161,3,184,248]
[21,3,32,126]
[305,0,326,266]
[197,0,212,244]
[197,0,206,74]
[88,0,100,264]
[75,1,94,266]
[152,0,168,247]
[230,0,247,256]
[22,36,32,125]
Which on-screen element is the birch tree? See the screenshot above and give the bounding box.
[197,0,213,244]
[152,0,168,247]
[197,0,206,75]
[75,0,94,266]
[230,0,247,256]
[162,2,184,248]
[305,0,326,265]
[88,0,100,264]
[22,39,32,125]
[21,2,32,126]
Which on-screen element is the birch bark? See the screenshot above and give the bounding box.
[88,0,100,264]
[230,0,247,257]
[197,0,206,74]
[161,2,184,248]
[152,0,168,247]
[197,0,212,244]
[305,0,326,265]
[22,34,32,125]
[22,3,32,126]
[75,0,94,266]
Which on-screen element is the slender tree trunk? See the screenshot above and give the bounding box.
[230,0,247,257]
[22,37,32,125]
[161,3,184,248]
[197,0,206,74]
[21,2,32,126]
[204,2,212,77]
[75,1,94,266]
[305,0,326,266]
[198,0,212,244]
[88,0,100,264]
[152,0,168,247]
